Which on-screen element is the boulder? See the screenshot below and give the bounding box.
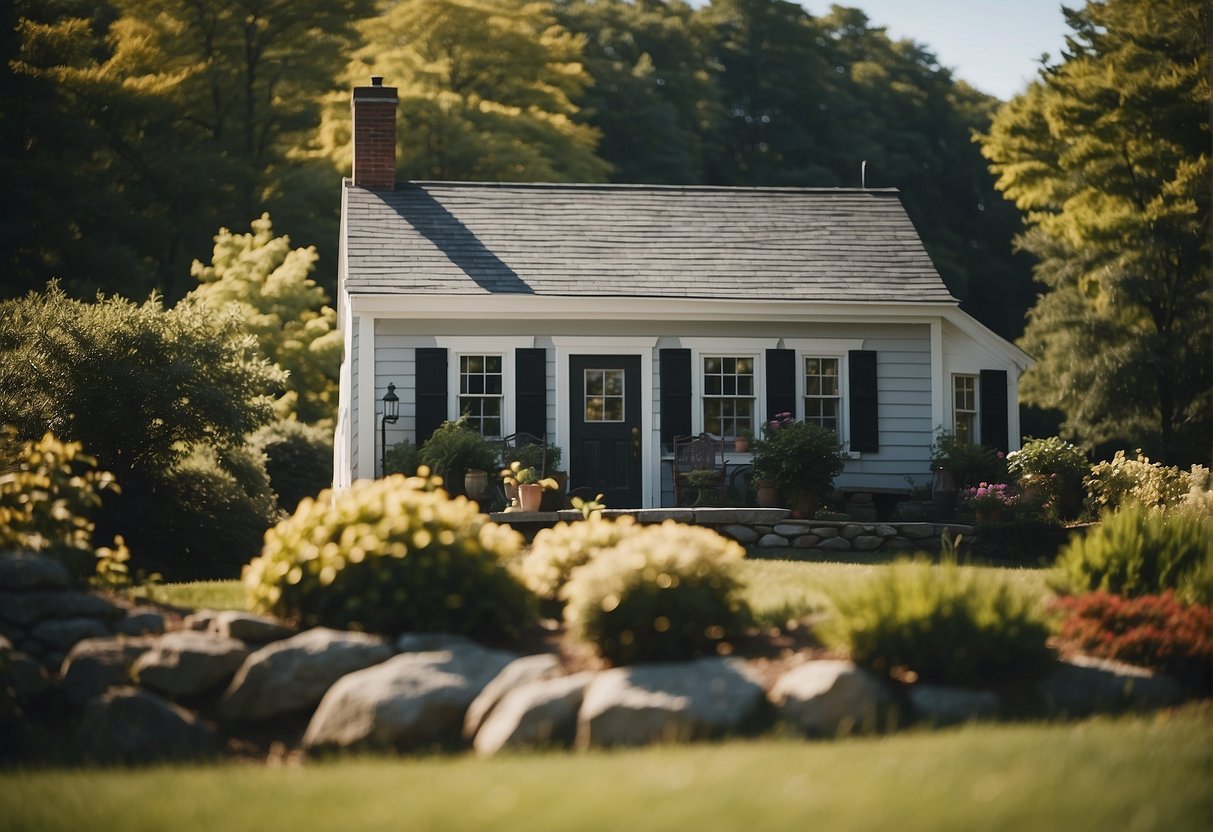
[816,536,852,552]
[773,523,812,537]
[1,648,50,702]
[809,527,839,539]
[720,525,759,544]
[908,684,1002,725]
[77,687,215,762]
[114,608,166,637]
[841,524,865,540]
[208,611,294,643]
[475,672,596,754]
[220,628,394,721]
[464,653,563,739]
[757,534,788,548]
[577,657,766,749]
[899,523,935,540]
[853,535,884,552]
[792,535,820,548]
[771,660,892,737]
[0,590,122,627]
[59,636,156,708]
[29,616,111,651]
[0,551,70,590]
[1036,655,1184,716]
[396,633,479,654]
[303,643,518,751]
[875,524,898,538]
[183,610,220,632]
[133,631,251,699]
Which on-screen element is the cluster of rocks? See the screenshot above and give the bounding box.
[0,550,1191,764]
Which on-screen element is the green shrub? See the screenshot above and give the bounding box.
[499,440,562,474]
[1050,506,1210,604]
[930,430,1008,489]
[561,522,750,665]
[1052,591,1212,692]
[519,515,640,601]
[251,419,333,513]
[383,440,421,476]
[244,473,535,639]
[820,556,1054,688]
[1007,436,1088,520]
[419,418,499,493]
[750,415,844,507]
[1085,451,1210,513]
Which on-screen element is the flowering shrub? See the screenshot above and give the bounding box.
[1085,450,1210,513]
[518,515,639,601]
[750,413,843,506]
[1052,591,1212,691]
[962,482,1017,511]
[1007,436,1088,519]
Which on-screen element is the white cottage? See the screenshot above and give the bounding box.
[334,78,1030,508]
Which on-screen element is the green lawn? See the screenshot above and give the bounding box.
[3,707,1208,832]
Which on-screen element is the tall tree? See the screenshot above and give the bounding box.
[313,0,609,183]
[980,0,1210,463]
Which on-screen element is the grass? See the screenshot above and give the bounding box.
[133,580,247,612]
[2,706,1209,832]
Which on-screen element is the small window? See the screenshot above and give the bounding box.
[954,374,977,446]
[703,356,754,438]
[585,368,625,422]
[459,354,503,436]
[803,357,840,433]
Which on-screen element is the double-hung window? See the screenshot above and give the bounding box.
[459,354,503,437]
[803,356,841,433]
[953,374,977,446]
[702,355,755,439]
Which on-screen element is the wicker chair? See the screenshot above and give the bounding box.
[672,433,726,507]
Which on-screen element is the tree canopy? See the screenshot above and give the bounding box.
[980,0,1210,463]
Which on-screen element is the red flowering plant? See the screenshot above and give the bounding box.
[962,482,1017,511]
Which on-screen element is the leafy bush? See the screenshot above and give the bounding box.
[1052,592,1212,691]
[561,522,750,665]
[1085,451,1210,513]
[383,440,421,476]
[1050,506,1210,604]
[245,473,535,639]
[820,556,1054,688]
[931,430,1007,489]
[499,440,562,474]
[519,515,640,601]
[251,419,333,513]
[0,429,124,582]
[750,414,844,506]
[419,418,499,493]
[0,285,280,576]
[1007,436,1088,519]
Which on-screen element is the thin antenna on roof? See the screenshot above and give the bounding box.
[861,160,867,189]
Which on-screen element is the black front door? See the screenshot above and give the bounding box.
[569,355,642,507]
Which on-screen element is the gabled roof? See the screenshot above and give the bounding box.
[342,181,957,303]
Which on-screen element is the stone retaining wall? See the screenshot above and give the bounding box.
[491,507,973,552]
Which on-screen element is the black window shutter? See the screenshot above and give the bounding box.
[848,350,879,452]
[659,348,691,446]
[766,348,796,420]
[980,369,1009,452]
[414,347,448,445]
[515,348,547,437]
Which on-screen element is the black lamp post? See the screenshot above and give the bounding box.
[380,382,399,476]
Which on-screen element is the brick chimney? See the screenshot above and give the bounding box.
[351,76,398,190]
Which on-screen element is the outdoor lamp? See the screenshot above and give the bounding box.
[380,382,399,476]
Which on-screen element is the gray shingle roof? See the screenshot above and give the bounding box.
[343,181,956,302]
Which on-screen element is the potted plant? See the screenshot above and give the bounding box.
[733,429,752,454]
[418,418,498,496]
[750,412,844,516]
[501,463,559,512]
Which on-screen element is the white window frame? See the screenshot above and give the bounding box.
[435,336,535,440]
[785,338,863,452]
[952,373,979,446]
[683,338,776,439]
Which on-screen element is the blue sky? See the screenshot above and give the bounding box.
[798,1,1072,100]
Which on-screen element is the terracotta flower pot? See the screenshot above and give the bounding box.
[518,483,544,512]
[755,481,780,508]
[734,437,750,453]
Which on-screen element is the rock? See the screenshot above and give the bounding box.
[841,524,865,540]
[303,644,518,751]
[792,535,820,548]
[396,633,479,654]
[1,648,50,702]
[475,672,595,754]
[809,527,839,539]
[464,653,563,739]
[220,628,394,721]
[886,537,918,550]
[908,684,1001,725]
[133,631,251,699]
[209,611,294,643]
[115,608,166,637]
[773,523,812,537]
[0,551,70,590]
[720,525,759,544]
[633,509,694,523]
[29,616,111,651]
[757,534,788,548]
[771,660,892,737]
[899,523,935,540]
[577,658,766,748]
[77,687,215,762]
[1036,655,1184,716]
[853,535,884,551]
[0,590,122,627]
[816,536,852,552]
[682,509,788,525]
[875,524,898,538]
[183,610,220,632]
[60,636,156,708]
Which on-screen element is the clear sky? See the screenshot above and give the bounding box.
[799,1,1073,100]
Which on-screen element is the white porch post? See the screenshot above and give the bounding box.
[356,314,377,480]
[930,319,945,438]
